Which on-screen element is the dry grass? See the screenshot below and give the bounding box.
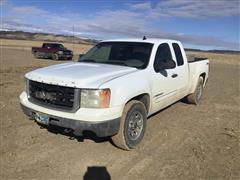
[187,51,240,65]
[0,38,93,55]
[0,45,239,179]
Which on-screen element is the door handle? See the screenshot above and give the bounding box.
[171,73,178,78]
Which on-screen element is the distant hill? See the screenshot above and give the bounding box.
[185,48,240,54]
[0,31,99,45]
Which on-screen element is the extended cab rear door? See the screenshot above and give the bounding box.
[171,43,188,95]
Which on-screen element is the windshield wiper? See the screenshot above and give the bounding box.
[103,61,127,66]
[79,59,130,68]
[79,59,96,63]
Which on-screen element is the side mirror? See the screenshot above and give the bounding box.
[155,59,176,72]
[79,54,85,59]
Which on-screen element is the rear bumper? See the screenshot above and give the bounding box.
[21,104,120,137]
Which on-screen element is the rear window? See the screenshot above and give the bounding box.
[172,43,184,66]
[43,44,62,49]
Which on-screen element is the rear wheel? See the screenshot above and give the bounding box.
[112,100,147,150]
[52,54,59,60]
[34,52,40,59]
[187,77,204,105]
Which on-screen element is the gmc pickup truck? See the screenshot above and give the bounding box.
[32,43,73,60]
[20,38,209,150]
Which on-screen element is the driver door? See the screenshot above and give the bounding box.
[151,43,179,112]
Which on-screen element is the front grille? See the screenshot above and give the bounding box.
[28,80,79,111]
[63,51,72,55]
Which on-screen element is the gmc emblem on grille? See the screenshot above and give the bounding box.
[35,91,56,101]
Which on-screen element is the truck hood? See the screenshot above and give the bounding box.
[25,62,137,88]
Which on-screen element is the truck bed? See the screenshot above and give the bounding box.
[187,54,208,63]
[32,47,58,53]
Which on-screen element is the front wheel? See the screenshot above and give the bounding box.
[111,100,147,150]
[52,54,59,60]
[187,77,204,105]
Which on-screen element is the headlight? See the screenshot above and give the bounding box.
[58,51,63,54]
[81,89,110,108]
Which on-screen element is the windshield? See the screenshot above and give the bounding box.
[79,42,153,69]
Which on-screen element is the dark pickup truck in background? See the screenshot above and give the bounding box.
[32,43,73,60]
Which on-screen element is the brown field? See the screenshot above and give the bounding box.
[0,39,239,179]
[0,38,92,55]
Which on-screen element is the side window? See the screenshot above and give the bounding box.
[42,44,47,48]
[172,43,184,66]
[59,44,64,49]
[154,43,172,72]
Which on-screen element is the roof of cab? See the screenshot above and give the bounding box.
[102,38,181,44]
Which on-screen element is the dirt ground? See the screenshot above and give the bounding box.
[0,43,240,179]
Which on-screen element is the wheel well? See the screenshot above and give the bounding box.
[200,73,206,83]
[127,94,150,113]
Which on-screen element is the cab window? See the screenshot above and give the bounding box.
[172,43,184,66]
[59,44,65,49]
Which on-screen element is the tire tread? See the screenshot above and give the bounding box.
[111,100,146,150]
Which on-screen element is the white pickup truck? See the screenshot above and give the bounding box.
[20,38,209,150]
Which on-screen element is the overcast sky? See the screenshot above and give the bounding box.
[1,0,240,50]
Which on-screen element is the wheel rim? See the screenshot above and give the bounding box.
[196,83,203,102]
[53,54,58,60]
[128,111,144,141]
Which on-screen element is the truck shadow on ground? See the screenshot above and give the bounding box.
[38,123,110,143]
[83,166,111,180]
[37,98,191,144]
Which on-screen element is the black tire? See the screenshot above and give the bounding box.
[34,52,40,59]
[187,77,204,105]
[111,100,147,150]
[52,54,59,60]
[67,57,72,60]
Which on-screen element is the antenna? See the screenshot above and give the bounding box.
[143,36,147,40]
[72,25,75,52]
